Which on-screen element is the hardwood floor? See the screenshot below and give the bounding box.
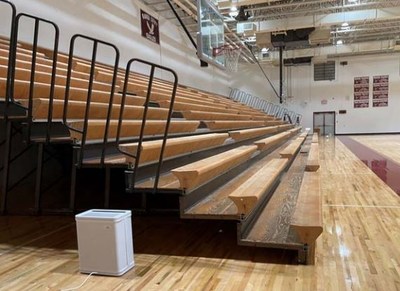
[1,135,400,290]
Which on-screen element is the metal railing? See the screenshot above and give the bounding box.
[229,87,302,125]
[116,59,178,193]
[62,34,120,167]
[0,0,17,119]
[12,13,60,143]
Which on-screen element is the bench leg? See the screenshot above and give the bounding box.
[298,242,316,265]
[306,242,316,265]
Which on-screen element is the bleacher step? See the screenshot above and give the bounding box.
[237,148,309,248]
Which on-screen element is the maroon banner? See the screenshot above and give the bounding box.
[141,10,159,44]
[373,75,389,107]
[354,76,369,108]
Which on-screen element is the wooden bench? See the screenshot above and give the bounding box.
[157,100,239,114]
[203,120,267,130]
[0,48,67,68]
[229,158,288,216]
[138,90,222,107]
[254,131,293,151]
[67,120,200,141]
[118,133,229,164]
[265,120,285,126]
[228,126,278,141]
[0,56,90,80]
[181,110,253,121]
[0,65,112,92]
[279,136,306,159]
[171,145,258,191]
[299,129,310,138]
[290,171,322,264]
[27,98,168,120]
[277,124,295,131]
[0,78,145,106]
[305,143,320,171]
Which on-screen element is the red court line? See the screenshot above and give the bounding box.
[338,136,400,196]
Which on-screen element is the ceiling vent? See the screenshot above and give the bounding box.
[237,22,257,36]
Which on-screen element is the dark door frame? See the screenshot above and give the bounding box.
[313,111,336,135]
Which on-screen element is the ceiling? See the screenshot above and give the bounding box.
[141,0,400,64]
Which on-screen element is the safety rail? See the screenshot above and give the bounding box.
[230,88,303,125]
[12,13,60,143]
[116,58,178,194]
[0,0,17,119]
[62,34,120,167]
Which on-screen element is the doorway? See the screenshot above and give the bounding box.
[313,111,335,136]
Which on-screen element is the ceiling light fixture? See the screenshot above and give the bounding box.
[336,39,343,45]
[229,6,238,18]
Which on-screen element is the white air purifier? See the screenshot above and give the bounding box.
[75,209,134,276]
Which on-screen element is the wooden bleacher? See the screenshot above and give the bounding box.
[0,28,322,266]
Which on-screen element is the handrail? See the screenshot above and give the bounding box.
[1,0,17,119]
[116,58,178,193]
[62,34,120,167]
[13,13,59,143]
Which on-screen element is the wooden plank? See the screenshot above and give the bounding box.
[0,56,90,80]
[139,90,223,107]
[229,158,288,216]
[0,65,112,92]
[312,132,318,143]
[229,126,278,141]
[119,133,229,164]
[203,120,266,130]
[265,120,285,126]
[27,98,168,120]
[67,120,200,141]
[0,48,67,68]
[254,131,292,151]
[157,100,239,114]
[277,124,295,131]
[240,149,308,246]
[290,171,322,264]
[305,143,320,171]
[0,78,145,106]
[279,136,306,159]
[181,110,253,121]
[172,145,258,191]
[299,128,310,138]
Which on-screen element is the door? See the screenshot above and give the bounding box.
[313,111,335,136]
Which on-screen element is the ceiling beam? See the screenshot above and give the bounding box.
[257,7,400,32]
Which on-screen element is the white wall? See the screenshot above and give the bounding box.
[287,54,400,134]
[232,54,400,134]
[1,0,230,95]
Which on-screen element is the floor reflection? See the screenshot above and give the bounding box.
[338,136,400,195]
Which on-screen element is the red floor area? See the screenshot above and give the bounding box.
[338,136,400,195]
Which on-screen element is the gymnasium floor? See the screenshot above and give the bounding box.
[0,135,399,290]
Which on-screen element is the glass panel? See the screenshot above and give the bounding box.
[197,0,225,69]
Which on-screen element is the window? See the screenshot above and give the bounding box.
[314,61,335,81]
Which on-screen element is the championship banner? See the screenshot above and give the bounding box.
[373,75,389,107]
[353,76,369,108]
[140,10,160,44]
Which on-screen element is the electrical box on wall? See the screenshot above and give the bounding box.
[339,110,347,114]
